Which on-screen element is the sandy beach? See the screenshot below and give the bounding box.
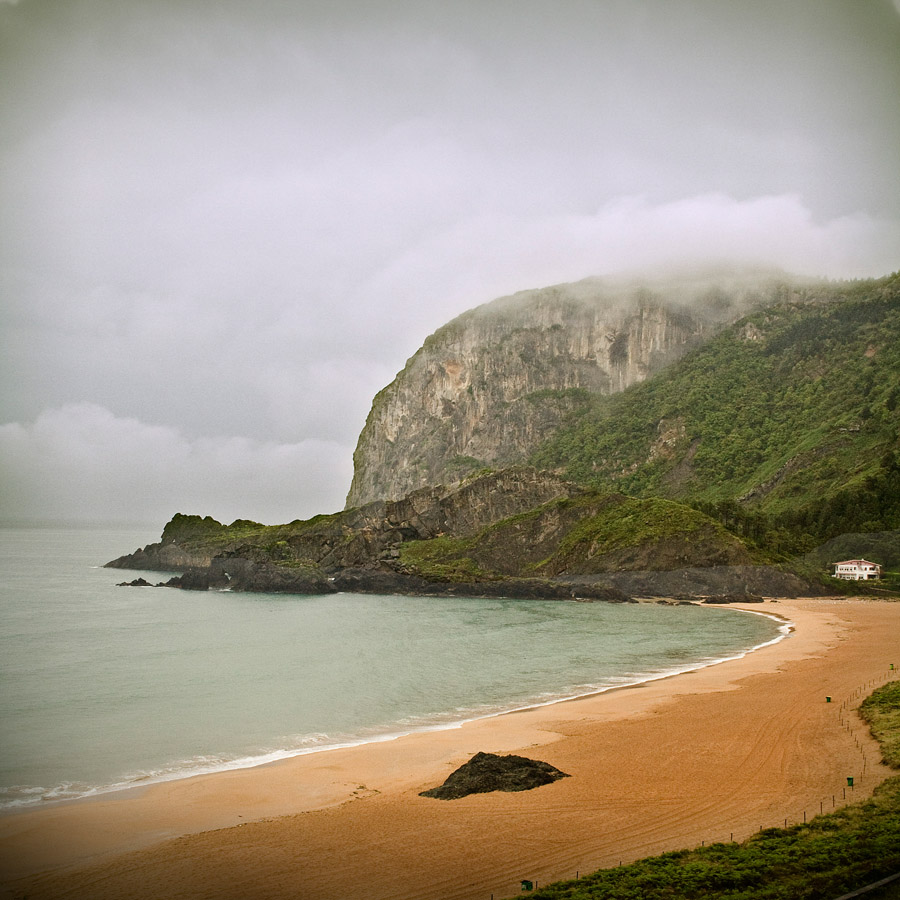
[1,596,898,900]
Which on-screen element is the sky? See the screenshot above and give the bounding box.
[2,0,899,528]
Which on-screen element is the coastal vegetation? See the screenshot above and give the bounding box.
[530,274,900,563]
[397,493,751,581]
[514,679,900,900]
[861,681,900,769]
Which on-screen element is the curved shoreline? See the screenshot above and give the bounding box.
[0,603,788,814]
[1,598,897,900]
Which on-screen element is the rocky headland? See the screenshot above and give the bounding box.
[107,270,900,601]
[107,468,820,601]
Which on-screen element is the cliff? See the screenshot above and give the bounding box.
[346,270,805,508]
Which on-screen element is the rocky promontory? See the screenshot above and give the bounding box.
[106,271,900,603]
[106,468,579,576]
[106,468,820,601]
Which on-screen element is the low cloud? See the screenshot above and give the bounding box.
[2,0,898,526]
[0,404,352,526]
[360,193,900,333]
[2,192,897,527]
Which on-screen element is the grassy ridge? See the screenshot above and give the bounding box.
[397,493,750,581]
[510,679,900,900]
[397,534,494,582]
[862,681,900,769]
[550,497,732,558]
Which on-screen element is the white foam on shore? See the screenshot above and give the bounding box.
[0,605,791,812]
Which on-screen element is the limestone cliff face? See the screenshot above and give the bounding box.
[347,272,785,508]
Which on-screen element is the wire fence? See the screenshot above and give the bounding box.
[682,664,897,848]
[506,664,899,897]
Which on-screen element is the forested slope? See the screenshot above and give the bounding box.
[530,274,900,557]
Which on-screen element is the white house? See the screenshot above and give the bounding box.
[832,559,882,581]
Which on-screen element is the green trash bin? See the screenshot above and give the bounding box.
[521,880,534,892]
[847,776,854,787]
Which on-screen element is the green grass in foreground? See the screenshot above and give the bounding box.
[862,680,900,769]
[511,679,900,900]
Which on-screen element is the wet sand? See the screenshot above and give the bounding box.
[1,597,898,900]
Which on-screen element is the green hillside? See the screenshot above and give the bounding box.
[398,492,752,582]
[530,274,900,557]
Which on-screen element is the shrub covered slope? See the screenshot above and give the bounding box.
[530,274,900,559]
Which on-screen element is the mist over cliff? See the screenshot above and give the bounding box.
[346,269,813,508]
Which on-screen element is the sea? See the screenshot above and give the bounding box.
[0,524,789,811]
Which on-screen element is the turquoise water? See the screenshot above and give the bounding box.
[0,526,786,809]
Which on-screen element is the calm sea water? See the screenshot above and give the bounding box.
[0,525,787,810]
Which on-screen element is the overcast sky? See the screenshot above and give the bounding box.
[2,0,899,528]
